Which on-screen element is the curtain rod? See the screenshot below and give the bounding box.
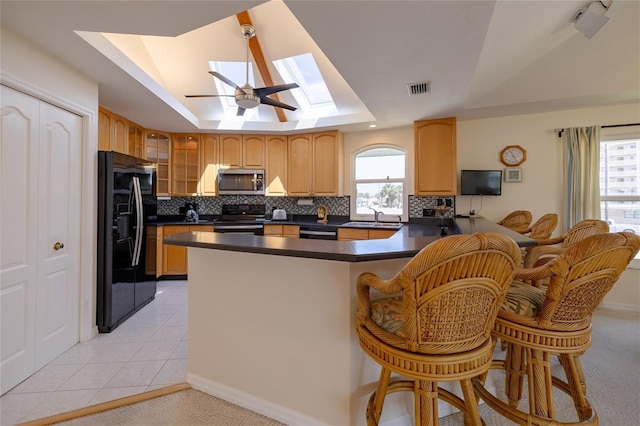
[554,123,640,137]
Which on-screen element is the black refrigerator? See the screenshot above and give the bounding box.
[97,151,157,332]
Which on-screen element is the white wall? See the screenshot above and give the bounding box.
[343,103,640,310]
[1,27,100,340]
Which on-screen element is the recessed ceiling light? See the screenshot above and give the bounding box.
[369,124,377,128]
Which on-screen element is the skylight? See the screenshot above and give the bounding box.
[273,53,336,117]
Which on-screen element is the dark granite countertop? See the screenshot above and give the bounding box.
[163,216,535,262]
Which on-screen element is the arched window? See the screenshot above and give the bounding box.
[353,146,406,221]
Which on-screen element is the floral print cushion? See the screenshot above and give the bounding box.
[370,296,406,337]
[502,280,546,317]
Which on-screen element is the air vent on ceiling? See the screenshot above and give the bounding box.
[407,81,430,96]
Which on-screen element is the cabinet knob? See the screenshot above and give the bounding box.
[53,241,65,251]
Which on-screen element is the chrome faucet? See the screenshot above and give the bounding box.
[369,207,383,223]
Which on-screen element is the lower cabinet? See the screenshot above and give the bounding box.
[337,228,398,241]
[263,224,300,238]
[161,225,213,276]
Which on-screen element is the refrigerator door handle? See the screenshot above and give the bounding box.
[132,176,144,267]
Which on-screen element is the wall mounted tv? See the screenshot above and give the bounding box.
[460,170,502,196]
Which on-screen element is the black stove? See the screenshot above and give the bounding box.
[214,204,266,233]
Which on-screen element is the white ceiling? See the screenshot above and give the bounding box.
[1,0,638,133]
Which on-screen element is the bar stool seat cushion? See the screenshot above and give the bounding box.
[502,281,545,317]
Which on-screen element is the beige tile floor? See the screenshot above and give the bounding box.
[0,280,189,425]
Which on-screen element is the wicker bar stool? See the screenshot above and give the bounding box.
[474,232,640,426]
[523,219,609,271]
[497,210,533,233]
[356,233,521,426]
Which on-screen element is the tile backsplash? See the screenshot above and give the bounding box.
[158,195,455,218]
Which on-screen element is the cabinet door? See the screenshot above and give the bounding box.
[287,133,313,196]
[220,134,243,168]
[265,135,288,195]
[98,107,112,151]
[312,131,342,196]
[162,226,188,276]
[337,228,369,241]
[282,225,300,238]
[243,134,265,169]
[263,224,283,236]
[112,114,128,154]
[368,229,397,239]
[145,130,170,196]
[145,226,157,276]
[199,134,219,196]
[415,118,457,195]
[156,226,164,278]
[128,121,144,159]
[172,134,200,196]
[189,225,214,233]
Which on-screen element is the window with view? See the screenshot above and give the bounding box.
[599,136,640,260]
[353,147,406,220]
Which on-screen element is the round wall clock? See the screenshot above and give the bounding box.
[500,145,526,166]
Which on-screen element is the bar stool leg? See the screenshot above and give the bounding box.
[504,342,526,407]
[415,380,438,426]
[367,367,391,425]
[527,348,554,419]
[558,354,593,421]
[460,378,483,426]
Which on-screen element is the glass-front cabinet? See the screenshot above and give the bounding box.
[145,130,170,196]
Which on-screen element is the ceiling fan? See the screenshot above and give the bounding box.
[185,24,299,116]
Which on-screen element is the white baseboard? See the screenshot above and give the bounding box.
[187,373,325,426]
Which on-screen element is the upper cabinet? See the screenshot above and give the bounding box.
[199,134,219,196]
[171,134,200,196]
[98,106,128,154]
[243,135,265,169]
[145,130,170,196]
[265,135,288,196]
[288,131,343,196]
[414,117,457,196]
[219,134,265,169]
[128,121,144,159]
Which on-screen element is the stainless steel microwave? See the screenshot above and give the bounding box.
[218,169,265,195]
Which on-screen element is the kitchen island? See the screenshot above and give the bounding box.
[165,218,533,425]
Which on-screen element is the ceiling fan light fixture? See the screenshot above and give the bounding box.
[235,86,260,109]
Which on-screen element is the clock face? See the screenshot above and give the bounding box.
[500,145,526,166]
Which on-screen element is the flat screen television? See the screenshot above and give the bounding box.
[460,170,502,196]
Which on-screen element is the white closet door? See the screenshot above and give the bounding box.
[34,100,82,369]
[0,86,40,394]
[0,86,82,393]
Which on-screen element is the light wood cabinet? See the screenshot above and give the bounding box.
[415,117,457,196]
[98,107,129,154]
[161,224,213,276]
[128,120,145,159]
[171,134,200,196]
[288,131,343,196]
[219,134,265,169]
[243,135,265,168]
[337,227,397,241]
[98,107,112,151]
[156,226,164,278]
[145,130,170,196]
[263,224,300,238]
[145,226,157,277]
[199,134,219,196]
[265,135,288,195]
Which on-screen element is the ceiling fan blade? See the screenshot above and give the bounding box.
[185,94,234,98]
[254,83,299,97]
[208,71,245,93]
[259,97,297,111]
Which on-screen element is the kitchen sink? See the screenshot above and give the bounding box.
[342,221,403,229]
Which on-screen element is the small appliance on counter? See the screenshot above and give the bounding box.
[317,205,328,224]
[185,203,199,222]
[272,208,287,221]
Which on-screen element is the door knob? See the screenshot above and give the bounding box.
[53,241,65,251]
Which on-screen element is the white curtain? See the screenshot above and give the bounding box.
[563,126,601,227]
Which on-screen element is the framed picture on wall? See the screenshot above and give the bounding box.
[504,167,522,182]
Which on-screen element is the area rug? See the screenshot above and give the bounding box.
[17,383,285,426]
